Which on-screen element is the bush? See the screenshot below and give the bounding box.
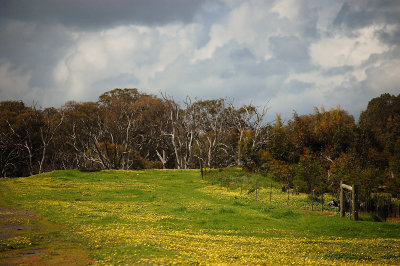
[143,159,163,169]
[79,167,101,172]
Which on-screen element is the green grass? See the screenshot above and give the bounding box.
[1,169,400,264]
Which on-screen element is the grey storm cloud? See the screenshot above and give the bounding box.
[333,0,400,30]
[0,0,205,29]
[0,23,73,87]
[323,66,354,77]
[376,26,400,46]
[269,36,309,63]
[268,35,314,73]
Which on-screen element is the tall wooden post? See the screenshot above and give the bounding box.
[352,184,359,221]
[340,180,345,217]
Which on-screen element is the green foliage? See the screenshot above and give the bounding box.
[241,94,400,202]
[294,148,324,193]
[267,114,299,163]
[239,135,261,172]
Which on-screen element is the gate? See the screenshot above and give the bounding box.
[340,181,359,221]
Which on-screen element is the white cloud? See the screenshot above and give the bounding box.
[49,23,208,102]
[271,0,301,20]
[53,60,69,83]
[192,1,277,63]
[365,59,400,95]
[192,24,228,62]
[310,26,389,68]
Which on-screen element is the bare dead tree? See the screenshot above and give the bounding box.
[231,101,269,165]
[38,109,64,173]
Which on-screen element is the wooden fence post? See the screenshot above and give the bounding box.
[340,181,358,220]
[352,184,358,221]
[340,180,345,217]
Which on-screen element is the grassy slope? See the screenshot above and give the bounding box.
[1,169,399,264]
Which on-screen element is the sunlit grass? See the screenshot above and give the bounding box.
[1,169,400,264]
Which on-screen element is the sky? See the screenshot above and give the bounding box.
[0,0,399,122]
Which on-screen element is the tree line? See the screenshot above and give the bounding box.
[0,88,266,176]
[241,93,400,205]
[1,89,399,200]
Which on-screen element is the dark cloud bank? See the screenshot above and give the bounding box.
[0,0,205,28]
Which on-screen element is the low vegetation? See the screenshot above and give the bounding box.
[1,169,399,264]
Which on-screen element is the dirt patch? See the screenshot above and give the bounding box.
[0,224,40,231]
[315,211,336,216]
[0,204,93,265]
[0,207,37,218]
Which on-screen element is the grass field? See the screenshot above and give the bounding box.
[1,169,400,264]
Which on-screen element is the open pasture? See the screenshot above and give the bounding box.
[1,169,400,264]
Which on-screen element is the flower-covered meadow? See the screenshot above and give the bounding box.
[1,169,399,264]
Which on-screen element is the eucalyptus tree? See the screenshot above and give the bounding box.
[37,107,64,173]
[97,88,144,169]
[162,95,199,169]
[193,99,234,168]
[0,101,31,177]
[0,101,56,176]
[230,104,257,166]
[62,101,104,168]
[236,102,269,171]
